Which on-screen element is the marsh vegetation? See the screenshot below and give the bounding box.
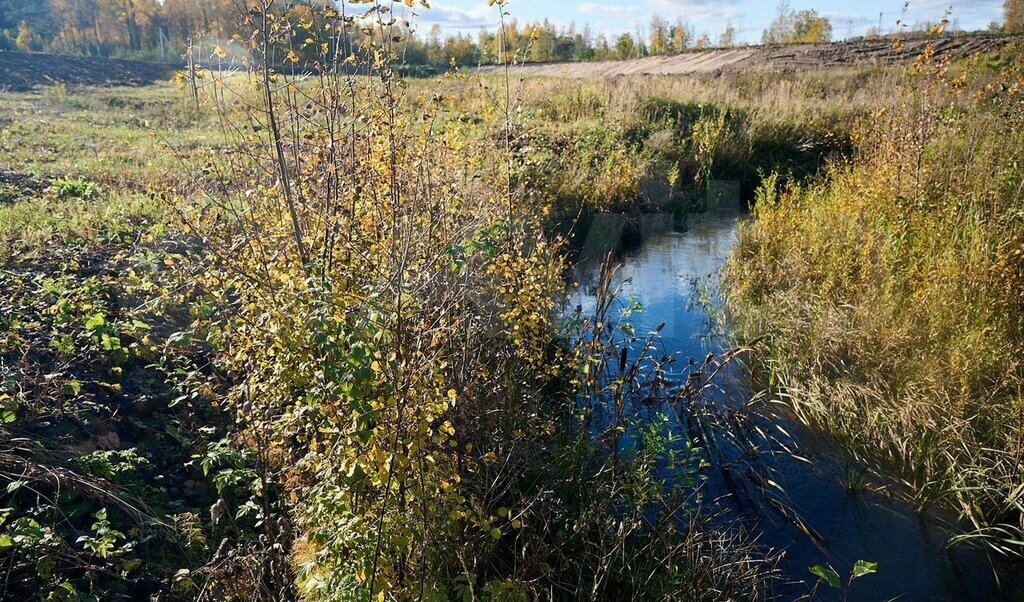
[0,2,1023,601]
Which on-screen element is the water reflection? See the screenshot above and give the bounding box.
[568,210,1022,601]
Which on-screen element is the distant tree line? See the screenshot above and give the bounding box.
[0,0,747,65]
[0,0,240,59]
[0,0,1017,65]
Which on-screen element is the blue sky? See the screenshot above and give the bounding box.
[400,0,1005,44]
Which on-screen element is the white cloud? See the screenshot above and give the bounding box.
[579,0,743,22]
[393,0,1002,43]
[648,0,744,23]
[901,0,1003,26]
[576,0,745,37]
[578,3,641,19]
[398,1,496,31]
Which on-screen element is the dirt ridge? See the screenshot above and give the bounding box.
[0,51,182,92]
[476,34,1021,78]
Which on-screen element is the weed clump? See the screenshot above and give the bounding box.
[52,177,101,201]
[725,46,1024,557]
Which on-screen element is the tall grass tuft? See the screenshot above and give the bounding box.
[725,46,1024,557]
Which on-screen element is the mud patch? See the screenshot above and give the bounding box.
[0,50,181,92]
[0,169,47,204]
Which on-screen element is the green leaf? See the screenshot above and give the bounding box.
[809,564,841,589]
[5,480,26,494]
[0,395,17,424]
[0,535,12,552]
[100,333,122,351]
[852,560,878,579]
[36,556,56,579]
[85,314,106,331]
[52,581,77,596]
[62,380,82,396]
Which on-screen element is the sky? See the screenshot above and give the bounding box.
[399,0,1006,44]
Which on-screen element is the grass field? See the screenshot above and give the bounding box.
[1,25,1023,600]
[0,65,817,600]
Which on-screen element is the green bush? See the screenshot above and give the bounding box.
[52,177,100,201]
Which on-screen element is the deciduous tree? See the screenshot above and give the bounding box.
[719,23,737,47]
[1006,0,1024,33]
[649,16,670,55]
[614,32,635,59]
[670,20,693,52]
[793,10,832,43]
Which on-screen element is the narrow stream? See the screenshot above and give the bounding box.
[569,209,1023,601]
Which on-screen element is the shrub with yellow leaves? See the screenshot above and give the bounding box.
[166,2,781,599]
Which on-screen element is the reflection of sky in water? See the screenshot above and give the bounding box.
[567,211,1024,601]
[571,211,741,362]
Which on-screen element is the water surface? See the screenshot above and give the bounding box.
[570,210,1022,601]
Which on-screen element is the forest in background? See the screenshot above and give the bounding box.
[2,0,1024,598]
[1,0,1020,67]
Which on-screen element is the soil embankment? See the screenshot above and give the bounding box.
[477,34,1019,78]
[0,51,181,91]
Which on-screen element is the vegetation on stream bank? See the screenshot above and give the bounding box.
[726,44,1024,558]
[0,4,854,600]
[2,1,1021,598]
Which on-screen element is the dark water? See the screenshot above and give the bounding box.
[569,210,1024,601]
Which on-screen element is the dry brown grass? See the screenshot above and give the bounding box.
[725,49,1024,557]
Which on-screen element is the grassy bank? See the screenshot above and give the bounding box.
[725,46,1024,556]
[493,70,874,230]
[0,11,809,601]
[5,12,1003,595]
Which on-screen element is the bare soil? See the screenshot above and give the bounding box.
[0,169,44,190]
[476,35,1021,78]
[0,51,181,92]
[0,169,46,205]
